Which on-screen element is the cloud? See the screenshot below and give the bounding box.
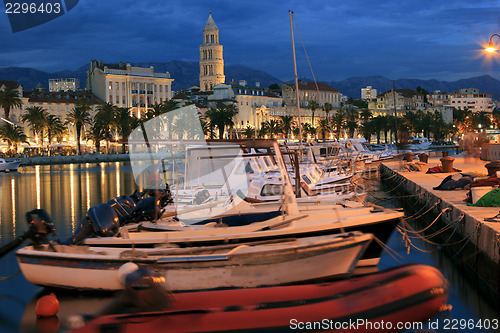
[0,0,499,82]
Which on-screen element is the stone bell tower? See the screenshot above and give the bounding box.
[199,12,225,92]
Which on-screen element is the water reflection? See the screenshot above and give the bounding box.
[0,162,137,244]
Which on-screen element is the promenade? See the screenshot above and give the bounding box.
[381,155,500,304]
[7,153,131,166]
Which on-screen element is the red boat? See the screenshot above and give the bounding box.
[72,264,449,333]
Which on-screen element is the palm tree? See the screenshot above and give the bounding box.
[85,118,105,153]
[113,107,137,153]
[370,116,385,144]
[205,104,238,139]
[45,114,65,153]
[359,108,372,123]
[95,103,116,153]
[162,100,180,140]
[323,103,333,120]
[302,122,317,140]
[0,86,22,121]
[263,119,281,138]
[21,106,46,145]
[359,122,372,142]
[308,100,320,126]
[66,97,92,155]
[243,125,255,138]
[317,118,330,140]
[0,123,28,154]
[331,109,345,139]
[279,115,295,138]
[345,109,359,138]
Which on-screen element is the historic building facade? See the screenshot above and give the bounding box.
[86,60,173,118]
[199,13,225,92]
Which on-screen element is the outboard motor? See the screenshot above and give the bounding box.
[0,209,55,258]
[108,195,136,218]
[119,196,163,225]
[68,203,120,245]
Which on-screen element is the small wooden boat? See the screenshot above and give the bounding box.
[0,158,20,172]
[83,205,402,269]
[71,264,450,333]
[16,232,372,291]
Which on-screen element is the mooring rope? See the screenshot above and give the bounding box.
[373,236,407,265]
[0,270,22,281]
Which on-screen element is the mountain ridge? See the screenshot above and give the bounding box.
[1,61,499,100]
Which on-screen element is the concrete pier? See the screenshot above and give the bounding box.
[381,155,500,305]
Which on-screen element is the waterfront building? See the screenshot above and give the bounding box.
[15,90,102,146]
[199,13,225,92]
[208,80,282,131]
[361,86,377,101]
[281,81,341,125]
[373,89,424,117]
[428,88,493,113]
[86,60,173,118]
[49,78,80,92]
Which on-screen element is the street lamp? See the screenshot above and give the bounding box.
[486,34,500,53]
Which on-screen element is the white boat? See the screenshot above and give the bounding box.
[0,158,20,172]
[16,232,372,291]
[82,203,402,269]
[408,137,431,151]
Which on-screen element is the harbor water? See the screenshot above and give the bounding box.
[0,162,498,332]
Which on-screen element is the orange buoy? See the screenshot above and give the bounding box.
[35,293,60,317]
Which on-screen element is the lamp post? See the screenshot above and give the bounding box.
[486,34,500,53]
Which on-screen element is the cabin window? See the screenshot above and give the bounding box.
[260,184,282,197]
[301,175,312,185]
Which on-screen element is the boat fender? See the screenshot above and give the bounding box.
[117,262,139,286]
[35,293,59,317]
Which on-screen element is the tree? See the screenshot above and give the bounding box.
[359,108,372,123]
[0,123,28,154]
[268,83,280,90]
[21,106,47,146]
[308,100,320,126]
[370,116,386,144]
[323,103,334,120]
[279,115,295,139]
[66,98,92,155]
[95,103,117,153]
[162,100,180,140]
[45,114,65,152]
[0,86,22,120]
[113,107,137,153]
[263,119,281,138]
[205,104,238,139]
[317,118,330,140]
[243,125,255,138]
[331,109,345,138]
[345,109,359,138]
[86,118,105,153]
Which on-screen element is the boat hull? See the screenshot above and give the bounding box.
[16,233,371,291]
[72,264,449,333]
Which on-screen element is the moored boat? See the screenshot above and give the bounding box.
[0,158,20,172]
[16,232,372,291]
[71,264,450,333]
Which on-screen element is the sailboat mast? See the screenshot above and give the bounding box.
[289,10,303,149]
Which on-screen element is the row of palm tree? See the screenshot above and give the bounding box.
[203,104,238,139]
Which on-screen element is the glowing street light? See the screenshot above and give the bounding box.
[485,34,500,53]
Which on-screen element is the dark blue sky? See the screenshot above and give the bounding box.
[1,0,500,82]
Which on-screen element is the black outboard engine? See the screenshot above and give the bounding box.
[119,196,163,225]
[68,203,120,244]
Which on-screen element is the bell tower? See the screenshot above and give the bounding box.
[199,12,225,92]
